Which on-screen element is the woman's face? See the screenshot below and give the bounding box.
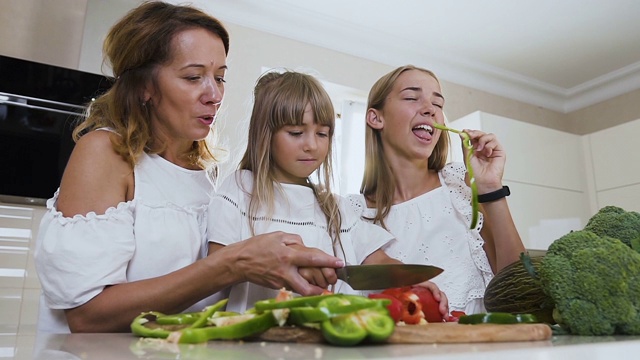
[271,103,331,185]
[145,27,227,146]
[377,69,445,160]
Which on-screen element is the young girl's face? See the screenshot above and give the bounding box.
[271,103,331,185]
[378,69,445,160]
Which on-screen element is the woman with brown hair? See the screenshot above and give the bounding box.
[34,1,343,333]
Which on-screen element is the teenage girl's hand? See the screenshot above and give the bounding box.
[414,280,449,319]
[225,232,344,296]
[461,129,506,194]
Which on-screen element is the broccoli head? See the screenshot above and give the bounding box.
[583,205,640,250]
[538,230,640,335]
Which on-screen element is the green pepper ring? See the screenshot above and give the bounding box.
[321,315,368,346]
[362,311,395,343]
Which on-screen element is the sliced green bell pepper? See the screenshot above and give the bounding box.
[321,313,368,346]
[132,294,396,346]
[131,298,228,338]
[189,299,228,328]
[287,298,384,326]
[176,311,278,344]
[155,312,202,325]
[359,308,395,343]
[131,311,173,339]
[317,295,395,346]
[254,294,336,311]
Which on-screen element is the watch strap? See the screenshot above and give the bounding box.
[477,186,510,203]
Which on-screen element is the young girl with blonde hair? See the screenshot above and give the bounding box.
[208,70,448,313]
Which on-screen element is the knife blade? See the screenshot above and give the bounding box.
[335,264,443,290]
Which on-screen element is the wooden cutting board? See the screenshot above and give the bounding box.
[255,322,552,344]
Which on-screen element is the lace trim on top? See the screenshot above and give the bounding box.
[440,162,493,286]
[45,188,136,224]
[216,193,358,234]
[45,187,208,222]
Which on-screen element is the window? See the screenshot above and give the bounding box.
[332,99,367,195]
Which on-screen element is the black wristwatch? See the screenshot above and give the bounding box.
[477,186,510,203]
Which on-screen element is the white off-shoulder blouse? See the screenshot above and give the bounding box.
[208,170,395,313]
[34,152,225,333]
[346,162,494,314]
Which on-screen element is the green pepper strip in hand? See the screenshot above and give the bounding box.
[431,123,479,229]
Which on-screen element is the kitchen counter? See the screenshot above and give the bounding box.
[4,332,640,360]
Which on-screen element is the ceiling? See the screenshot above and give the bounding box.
[192,0,640,113]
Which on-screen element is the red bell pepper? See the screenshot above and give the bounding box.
[367,293,402,323]
[445,310,466,322]
[410,286,443,323]
[374,286,449,324]
[396,291,424,324]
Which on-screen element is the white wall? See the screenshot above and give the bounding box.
[0,0,88,69]
[450,112,590,249]
[449,112,640,250]
[74,2,640,248]
[584,118,640,212]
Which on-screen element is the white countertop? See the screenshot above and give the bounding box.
[4,333,640,360]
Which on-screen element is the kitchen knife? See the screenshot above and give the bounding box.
[335,264,443,290]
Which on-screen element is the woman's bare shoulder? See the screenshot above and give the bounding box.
[57,130,134,216]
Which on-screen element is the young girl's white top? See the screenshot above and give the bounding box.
[208,170,394,313]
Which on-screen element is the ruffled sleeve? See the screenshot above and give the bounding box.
[441,162,493,284]
[341,195,394,264]
[34,190,136,309]
[441,162,484,232]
